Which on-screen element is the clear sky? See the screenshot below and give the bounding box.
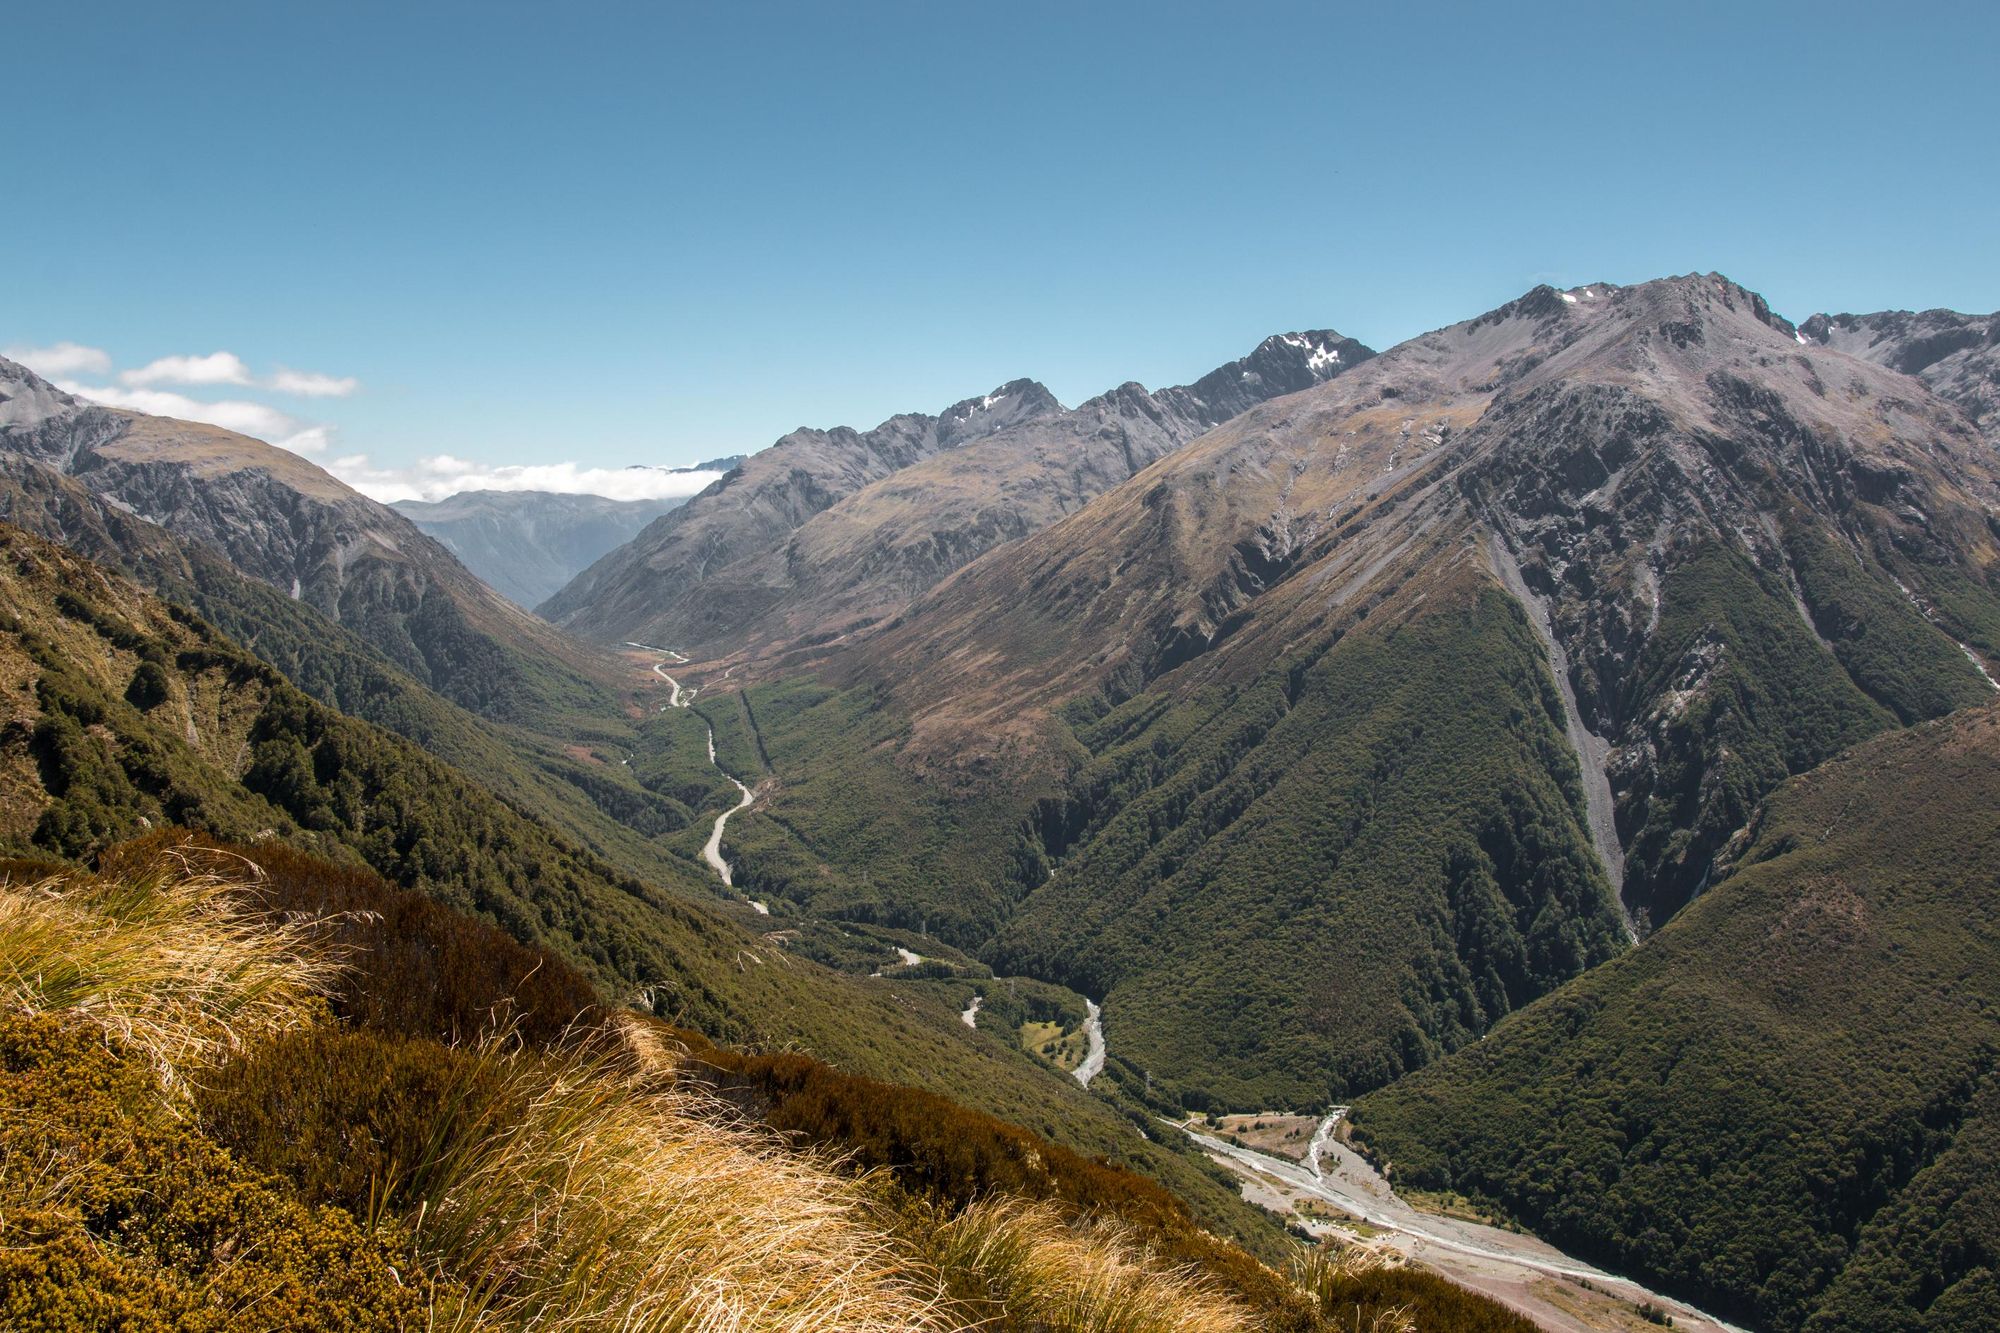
[5,1,1996,500]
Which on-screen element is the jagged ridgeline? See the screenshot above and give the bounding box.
[1350,702,2000,1333]
[701,274,2000,1112]
[539,329,1374,656]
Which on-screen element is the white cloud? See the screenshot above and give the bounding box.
[268,367,359,397]
[55,380,328,454]
[328,453,724,504]
[6,341,112,378]
[121,350,255,388]
[117,351,358,398]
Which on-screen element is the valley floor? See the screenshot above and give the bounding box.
[1184,1115,1750,1333]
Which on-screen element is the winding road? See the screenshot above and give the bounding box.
[631,644,764,913]
[1181,1115,1749,1333]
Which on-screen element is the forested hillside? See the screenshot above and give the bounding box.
[702,274,2000,1114]
[1350,703,2000,1332]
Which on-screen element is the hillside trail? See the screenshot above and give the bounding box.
[634,644,765,914]
[1181,1113,1750,1333]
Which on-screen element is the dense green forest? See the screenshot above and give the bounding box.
[1350,703,2000,1332]
[993,566,1629,1109]
[0,465,724,888]
[1614,536,1989,928]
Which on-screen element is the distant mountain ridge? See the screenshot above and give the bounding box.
[538,329,1374,651]
[1799,305,2000,444]
[391,470,738,608]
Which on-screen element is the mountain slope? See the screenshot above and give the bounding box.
[391,476,732,607]
[1350,701,2000,1333]
[714,274,2000,1109]
[0,519,1285,1246]
[0,457,731,894]
[1800,306,1999,445]
[540,380,1069,644]
[540,331,1372,653]
[0,357,618,726]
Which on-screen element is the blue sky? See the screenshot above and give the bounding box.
[5,1,1996,499]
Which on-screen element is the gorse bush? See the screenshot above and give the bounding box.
[0,1009,446,1332]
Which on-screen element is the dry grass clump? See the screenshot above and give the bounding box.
[922,1195,1253,1333]
[0,854,331,1085]
[386,1031,954,1333]
[1291,1245,1417,1333]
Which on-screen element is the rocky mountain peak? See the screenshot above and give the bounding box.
[1165,327,1375,427]
[937,378,1065,446]
[0,355,85,430]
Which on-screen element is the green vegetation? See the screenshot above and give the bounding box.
[717,675,1040,939]
[1780,513,1992,724]
[1617,543,1900,929]
[0,466,725,887]
[998,568,1627,1109]
[1350,702,2000,1332]
[706,565,1628,1112]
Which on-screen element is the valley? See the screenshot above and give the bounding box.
[6,272,1997,1333]
[13,11,1992,1331]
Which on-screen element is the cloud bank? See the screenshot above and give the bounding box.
[14,343,357,459]
[51,379,332,456]
[329,453,723,505]
[12,336,716,504]
[5,341,113,377]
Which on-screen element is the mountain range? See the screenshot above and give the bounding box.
[539,329,1374,653]
[5,275,1998,1333]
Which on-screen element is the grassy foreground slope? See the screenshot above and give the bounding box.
[0,837,1541,1332]
[1349,702,2000,1332]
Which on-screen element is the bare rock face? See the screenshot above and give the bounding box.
[538,333,1373,652]
[1800,307,2000,444]
[0,357,609,723]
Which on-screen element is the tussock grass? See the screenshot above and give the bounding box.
[922,1195,1253,1333]
[0,853,331,1085]
[393,1029,953,1333]
[1292,1246,1417,1333]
